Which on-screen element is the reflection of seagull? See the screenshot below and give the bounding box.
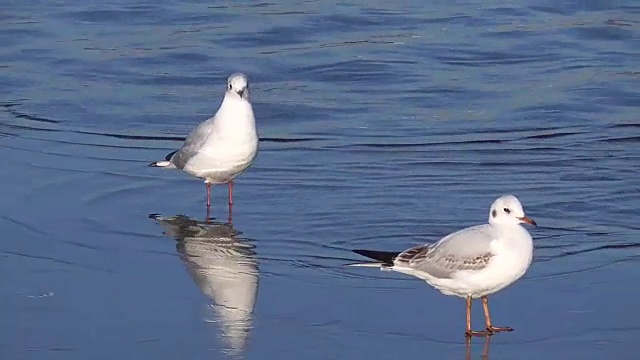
[350,195,536,337]
[149,214,259,356]
[149,73,259,221]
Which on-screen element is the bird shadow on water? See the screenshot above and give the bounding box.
[148,213,259,358]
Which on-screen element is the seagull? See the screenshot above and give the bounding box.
[149,73,259,220]
[349,195,536,337]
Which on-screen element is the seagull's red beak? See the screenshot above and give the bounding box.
[518,216,537,226]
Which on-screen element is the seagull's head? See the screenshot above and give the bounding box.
[488,195,536,227]
[227,73,250,100]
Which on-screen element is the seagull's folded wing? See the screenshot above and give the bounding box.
[395,224,497,279]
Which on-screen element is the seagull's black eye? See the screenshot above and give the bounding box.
[503,207,511,214]
[228,84,233,90]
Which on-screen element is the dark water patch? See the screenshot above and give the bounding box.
[327,139,506,150]
[260,36,407,55]
[82,183,163,206]
[0,249,113,273]
[609,122,640,129]
[520,131,585,140]
[10,134,170,150]
[59,6,176,26]
[226,26,315,48]
[24,346,79,352]
[434,49,561,67]
[572,24,636,41]
[0,214,48,236]
[529,259,633,281]
[292,59,401,83]
[1,103,61,124]
[0,123,60,133]
[0,142,144,163]
[598,135,640,143]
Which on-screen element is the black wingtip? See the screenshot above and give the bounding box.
[352,249,400,265]
[148,161,158,167]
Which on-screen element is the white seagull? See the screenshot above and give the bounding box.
[149,73,259,220]
[350,195,536,337]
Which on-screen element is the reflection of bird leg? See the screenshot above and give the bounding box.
[465,297,491,337]
[481,296,513,333]
[465,336,472,360]
[465,331,492,360]
[205,205,212,224]
[206,182,212,207]
[227,181,233,224]
[481,334,492,360]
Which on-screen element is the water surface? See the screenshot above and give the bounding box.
[1,0,639,359]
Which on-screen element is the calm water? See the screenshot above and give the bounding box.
[1,0,639,359]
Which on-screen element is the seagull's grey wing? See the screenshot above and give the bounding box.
[394,225,496,279]
[170,117,215,169]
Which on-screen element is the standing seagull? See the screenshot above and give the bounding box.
[349,195,536,337]
[149,73,259,221]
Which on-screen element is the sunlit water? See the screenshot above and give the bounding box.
[1,1,639,359]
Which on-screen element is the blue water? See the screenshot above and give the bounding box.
[1,1,639,359]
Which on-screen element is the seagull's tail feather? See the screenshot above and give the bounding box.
[346,262,387,268]
[148,160,174,168]
[148,150,178,168]
[164,150,178,161]
[348,249,400,267]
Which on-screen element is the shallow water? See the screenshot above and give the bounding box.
[1,0,639,359]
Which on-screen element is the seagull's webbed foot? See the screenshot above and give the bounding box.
[465,326,513,338]
[486,326,513,333]
[465,330,492,337]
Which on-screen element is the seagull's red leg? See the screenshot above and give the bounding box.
[227,181,233,223]
[465,296,492,337]
[466,296,472,335]
[481,296,513,333]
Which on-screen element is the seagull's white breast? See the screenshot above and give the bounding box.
[184,97,258,183]
[453,225,533,298]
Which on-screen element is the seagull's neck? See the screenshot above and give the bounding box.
[214,93,256,131]
[489,222,530,242]
[489,221,523,230]
[220,92,250,108]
